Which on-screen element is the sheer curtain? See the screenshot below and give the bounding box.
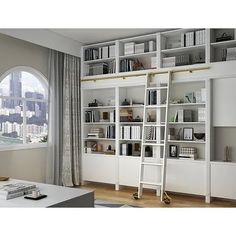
[46,50,81,186]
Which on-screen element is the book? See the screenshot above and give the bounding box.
[0,182,36,200]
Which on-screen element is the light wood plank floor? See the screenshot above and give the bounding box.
[81,182,236,207]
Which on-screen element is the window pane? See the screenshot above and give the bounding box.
[0,71,47,99]
[26,101,48,143]
[0,98,23,145]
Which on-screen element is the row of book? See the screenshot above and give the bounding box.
[145,126,158,141]
[120,59,135,72]
[0,182,36,200]
[120,126,141,140]
[172,108,206,122]
[84,45,115,61]
[226,47,236,61]
[105,126,115,139]
[120,143,141,156]
[181,30,206,47]
[85,110,115,123]
[162,54,190,68]
[124,40,156,55]
[148,90,158,105]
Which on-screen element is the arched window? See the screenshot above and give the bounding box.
[0,67,48,148]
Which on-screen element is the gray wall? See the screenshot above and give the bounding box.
[0,33,49,183]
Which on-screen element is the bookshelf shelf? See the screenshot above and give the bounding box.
[146,104,167,109]
[119,122,143,125]
[170,103,205,107]
[210,40,236,48]
[119,105,144,108]
[119,139,142,142]
[83,138,116,141]
[119,51,156,59]
[83,106,115,109]
[84,57,116,64]
[168,140,205,144]
[161,45,205,55]
[84,122,115,125]
[169,122,205,125]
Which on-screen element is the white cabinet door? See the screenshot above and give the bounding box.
[213,77,236,127]
[166,159,206,195]
[82,154,116,184]
[119,157,139,187]
[211,162,236,200]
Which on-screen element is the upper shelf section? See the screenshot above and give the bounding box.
[81,28,236,80]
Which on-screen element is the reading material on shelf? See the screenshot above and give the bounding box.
[105,126,116,139]
[0,182,37,200]
[198,108,206,122]
[145,126,157,141]
[226,47,236,61]
[124,40,156,55]
[85,110,100,123]
[87,128,104,138]
[120,126,141,140]
[180,30,206,47]
[148,90,157,105]
[179,147,197,160]
[84,45,115,61]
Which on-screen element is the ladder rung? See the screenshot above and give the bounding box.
[140,181,162,186]
[141,162,163,166]
[143,143,165,146]
[146,86,168,90]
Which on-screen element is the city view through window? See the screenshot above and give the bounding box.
[0,71,48,146]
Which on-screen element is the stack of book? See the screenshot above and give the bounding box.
[120,126,141,140]
[105,126,115,139]
[162,57,176,68]
[145,126,157,141]
[148,90,157,105]
[181,30,206,47]
[176,109,193,122]
[175,54,190,66]
[226,47,236,61]
[86,62,108,76]
[124,40,156,55]
[84,45,115,61]
[0,182,36,200]
[87,128,104,138]
[85,110,100,123]
[179,147,197,160]
[120,143,133,156]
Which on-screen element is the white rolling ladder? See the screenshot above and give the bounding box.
[133,72,171,204]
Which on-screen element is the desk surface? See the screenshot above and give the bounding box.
[0,179,94,208]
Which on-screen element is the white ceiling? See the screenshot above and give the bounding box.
[49,28,170,45]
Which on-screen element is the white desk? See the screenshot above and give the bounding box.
[0,179,94,207]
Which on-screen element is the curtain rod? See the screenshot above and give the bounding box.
[81,66,210,82]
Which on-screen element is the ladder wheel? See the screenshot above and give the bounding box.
[163,192,171,204]
[133,192,139,200]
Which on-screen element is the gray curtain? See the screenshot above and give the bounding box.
[46,50,81,186]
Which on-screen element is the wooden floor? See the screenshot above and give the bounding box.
[81,182,236,207]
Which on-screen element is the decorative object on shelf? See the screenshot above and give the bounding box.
[145,146,152,157]
[179,147,197,160]
[133,143,141,156]
[224,145,231,162]
[216,33,233,42]
[183,127,194,141]
[184,92,195,103]
[88,99,99,107]
[121,99,130,106]
[120,109,133,122]
[96,143,103,152]
[133,115,142,122]
[168,128,175,140]
[0,176,9,181]
[195,91,202,103]
[170,98,184,104]
[169,145,178,157]
[100,112,109,122]
[133,59,145,71]
[104,145,115,155]
[194,133,205,141]
[107,98,115,106]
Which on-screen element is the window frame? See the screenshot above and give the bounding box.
[0,66,49,151]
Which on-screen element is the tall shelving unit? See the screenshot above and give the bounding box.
[81,28,236,203]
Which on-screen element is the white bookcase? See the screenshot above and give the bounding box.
[81,28,236,203]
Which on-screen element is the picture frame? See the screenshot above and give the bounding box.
[169,145,178,157]
[183,127,194,141]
